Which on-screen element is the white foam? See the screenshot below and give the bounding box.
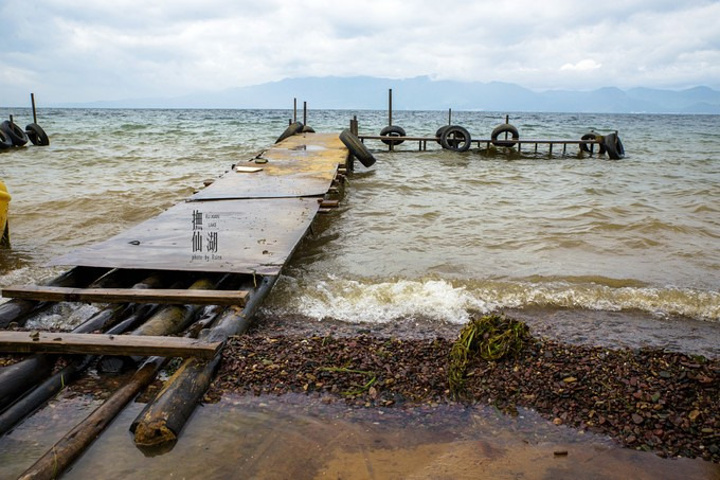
[266,275,491,324]
[265,274,720,324]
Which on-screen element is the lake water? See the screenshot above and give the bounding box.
[0,107,718,352]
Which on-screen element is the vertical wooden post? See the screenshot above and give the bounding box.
[303,101,307,126]
[293,98,297,123]
[388,88,393,126]
[31,93,38,124]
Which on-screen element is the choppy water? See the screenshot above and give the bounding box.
[0,107,718,342]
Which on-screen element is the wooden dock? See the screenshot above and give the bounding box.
[0,127,353,478]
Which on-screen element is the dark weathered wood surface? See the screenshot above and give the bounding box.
[48,197,320,276]
[1,285,249,305]
[0,332,222,358]
[190,133,346,200]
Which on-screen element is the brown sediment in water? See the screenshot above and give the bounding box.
[205,329,719,464]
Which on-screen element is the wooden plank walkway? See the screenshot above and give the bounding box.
[0,285,250,305]
[0,331,222,358]
[37,132,348,279]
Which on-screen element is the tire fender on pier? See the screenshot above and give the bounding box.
[275,122,304,144]
[579,133,607,154]
[435,125,450,145]
[440,125,472,152]
[0,130,12,150]
[1,121,29,147]
[25,123,50,146]
[603,133,625,160]
[379,125,406,146]
[491,124,519,147]
[339,129,376,167]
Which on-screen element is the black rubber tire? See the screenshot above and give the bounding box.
[491,124,519,147]
[339,129,376,168]
[1,121,29,147]
[603,133,625,160]
[579,133,606,154]
[0,129,12,149]
[275,121,304,144]
[435,125,450,144]
[25,123,50,146]
[440,125,472,152]
[379,125,406,146]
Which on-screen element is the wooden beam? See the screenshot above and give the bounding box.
[1,285,249,306]
[0,332,222,359]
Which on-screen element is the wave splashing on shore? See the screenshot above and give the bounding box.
[265,274,720,324]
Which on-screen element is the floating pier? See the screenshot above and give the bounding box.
[0,126,353,478]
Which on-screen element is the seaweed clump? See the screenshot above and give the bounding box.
[448,313,529,396]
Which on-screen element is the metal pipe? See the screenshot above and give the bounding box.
[388,88,393,126]
[31,93,37,124]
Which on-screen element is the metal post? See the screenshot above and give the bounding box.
[303,101,307,126]
[31,93,37,124]
[293,98,297,123]
[388,89,393,127]
[448,108,452,125]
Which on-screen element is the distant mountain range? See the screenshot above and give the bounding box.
[61,76,720,113]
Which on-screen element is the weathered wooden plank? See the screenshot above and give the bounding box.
[0,332,222,358]
[48,197,320,275]
[190,133,347,201]
[1,285,249,306]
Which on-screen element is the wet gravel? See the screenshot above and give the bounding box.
[207,332,719,463]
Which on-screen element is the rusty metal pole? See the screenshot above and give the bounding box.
[388,89,394,151]
[31,93,37,124]
[388,88,393,126]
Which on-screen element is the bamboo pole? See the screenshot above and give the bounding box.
[131,275,277,448]
[17,356,165,480]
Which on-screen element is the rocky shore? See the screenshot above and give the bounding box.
[206,330,719,464]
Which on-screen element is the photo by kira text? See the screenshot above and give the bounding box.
[191,209,223,261]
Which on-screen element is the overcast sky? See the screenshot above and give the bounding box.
[2,0,719,106]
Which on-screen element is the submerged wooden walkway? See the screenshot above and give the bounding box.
[0,127,352,478]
